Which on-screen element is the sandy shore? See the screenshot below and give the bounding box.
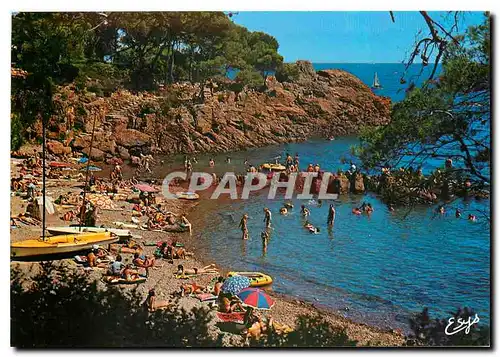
[10,159,405,347]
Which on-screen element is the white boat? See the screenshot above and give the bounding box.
[11,232,119,258]
[47,226,132,237]
[371,72,382,89]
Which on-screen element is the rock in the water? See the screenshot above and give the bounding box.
[353,173,365,193]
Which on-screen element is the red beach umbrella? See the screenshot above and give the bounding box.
[237,287,275,310]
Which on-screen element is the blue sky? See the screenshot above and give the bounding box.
[232,11,486,63]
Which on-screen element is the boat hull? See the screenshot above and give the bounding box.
[227,271,273,287]
[11,233,118,258]
[47,226,131,237]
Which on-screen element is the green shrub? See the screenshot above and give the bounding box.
[275,63,300,83]
[235,69,264,91]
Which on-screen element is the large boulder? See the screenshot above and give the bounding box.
[353,173,365,193]
[338,175,350,194]
[115,128,152,148]
[117,146,130,160]
[47,140,72,156]
[72,133,116,154]
[82,147,105,161]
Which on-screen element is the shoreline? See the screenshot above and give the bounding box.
[182,192,407,341]
[9,157,405,347]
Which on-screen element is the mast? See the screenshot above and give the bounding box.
[79,114,98,231]
[373,72,380,88]
[42,114,46,240]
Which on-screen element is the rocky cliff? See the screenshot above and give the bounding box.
[43,61,391,161]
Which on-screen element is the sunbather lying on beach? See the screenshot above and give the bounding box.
[165,245,193,260]
[180,283,208,296]
[144,289,171,312]
[241,307,271,339]
[87,245,111,268]
[122,264,140,281]
[109,242,143,255]
[133,253,156,277]
[176,264,218,276]
[219,296,245,313]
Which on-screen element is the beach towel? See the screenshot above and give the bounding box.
[216,312,245,323]
[87,194,118,210]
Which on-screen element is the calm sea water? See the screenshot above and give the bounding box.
[158,63,490,332]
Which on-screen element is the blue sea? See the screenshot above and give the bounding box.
[165,63,491,332]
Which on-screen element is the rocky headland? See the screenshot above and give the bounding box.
[33,61,390,163]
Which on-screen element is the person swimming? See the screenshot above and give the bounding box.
[468,214,477,222]
[456,209,462,218]
[279,207,288,215]
[303,221,320,234]
[284,201,294,209]
[300,205,310,217]
[352,207,362,215]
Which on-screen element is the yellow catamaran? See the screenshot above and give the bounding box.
[11,232,118,258]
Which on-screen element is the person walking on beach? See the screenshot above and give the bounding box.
[327,204,336,225]
[144,156,152,173]
[239,214,249,240]
[263,208,272,228]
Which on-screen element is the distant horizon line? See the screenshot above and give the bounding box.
[286,62,437,65]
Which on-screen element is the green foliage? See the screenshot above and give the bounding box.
[11,263,359,348]
[276,63,300,83]
[235,69,265,90]
[250,314,357,347]
[358,15,490,199]
[11,12,285,145]
[406,307,490,346]
[11,263,220,348]
[10,113,24,150]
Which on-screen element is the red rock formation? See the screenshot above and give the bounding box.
[43,61,391,159]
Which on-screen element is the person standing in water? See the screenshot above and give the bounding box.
[261,231,269,253]
[239,214,249,240]
[263,208,272,229]
[301,205,310,217]
[327,204,336,225]
[209,158,215,167]
[294,153,300,170]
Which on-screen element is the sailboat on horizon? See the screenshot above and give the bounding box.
[371,72,382,89]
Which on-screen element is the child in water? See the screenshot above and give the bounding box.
[300,205,310,217]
